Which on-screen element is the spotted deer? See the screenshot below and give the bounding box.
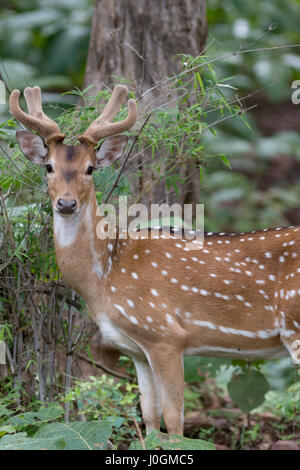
[10,85,300,436]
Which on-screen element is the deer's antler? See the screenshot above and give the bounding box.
[78,85,138,146]
[9,86,65,144]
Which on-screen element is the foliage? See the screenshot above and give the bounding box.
[0,0,93,92]
[228,369,270,413]
[129,429,215,450]
[0,420,114,450]
[61,374,140,443]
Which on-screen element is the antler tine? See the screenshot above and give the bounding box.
[78,84,138,146]
[9,86,65,144]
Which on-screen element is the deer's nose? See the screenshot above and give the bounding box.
[56,198,77,214]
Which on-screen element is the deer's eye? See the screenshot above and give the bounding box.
[86,165,94,175]
[46,164,53,173]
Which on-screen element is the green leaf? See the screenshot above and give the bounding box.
[0,425,16,437]
[129,430,215,450]
[0,432,65,450]
[35,421,113,450]
[7,403,64,429]
[228,370,269,413]
[220,154,232,169]
[184,357,203,383]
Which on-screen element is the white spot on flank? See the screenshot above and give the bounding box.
[151,261,158,267]
[146,316,153,323]
[181,285,189,291]
[151,288,159,296]
[193,320,216,330]
[127,299,134,308]
[165,252,172,258]
[111,286,116,292]
[130,316,138,324]
[171,278,178,283]
[161,270,168,276]
[265,252,272,258]
[132,272,138,279]
[166,314,174,324]
[219,326,256,338]
[114,304,128,318]
[200,289,210,296]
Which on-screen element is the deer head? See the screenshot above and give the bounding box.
[9,85,137,215]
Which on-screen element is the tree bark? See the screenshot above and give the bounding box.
[84,0,207,91]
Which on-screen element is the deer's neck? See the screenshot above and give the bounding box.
[53,192,116,300]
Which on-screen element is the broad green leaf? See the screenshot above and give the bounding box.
[0,432,65,450]
[35,420,113,450]
[8,403,64,429]
[129,430,215,450]
[228,370,269,413]
[0,425,15,437]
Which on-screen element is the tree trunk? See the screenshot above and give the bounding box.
[85,0,207,91]
[85,0,207,206]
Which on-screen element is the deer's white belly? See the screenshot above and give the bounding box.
[184,344,288,359]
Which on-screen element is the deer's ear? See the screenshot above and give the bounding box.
[95,135,128,168]
[16,130,48,164]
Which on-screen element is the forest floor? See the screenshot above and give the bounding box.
[182,376,300,451]
[118,377,300,450]
[183,409,300,450]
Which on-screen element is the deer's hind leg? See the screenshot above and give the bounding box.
[134,359,162,434]
[145,344,185,436]
[282,332,300,366]
[278,311,300,365]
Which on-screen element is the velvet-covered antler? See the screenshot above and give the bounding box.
[9,86,65,144]
[77,84,137,146]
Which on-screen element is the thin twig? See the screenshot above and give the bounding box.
[76,353,131,380]
[105,113,152,203]
[141,43,300,99]
[132,416,146,450]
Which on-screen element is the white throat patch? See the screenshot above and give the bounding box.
[54,210,81,248]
